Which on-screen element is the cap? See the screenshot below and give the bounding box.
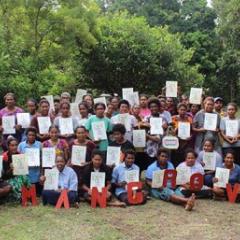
[214,97,223,102]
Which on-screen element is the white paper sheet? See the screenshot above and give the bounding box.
[178,122,191,139]
[106,146,121,166]
[2,115,16,134]
[25,148,40,167]
[59,117,74,135]
[44,168,59,190]
[92,121,107,140]
[90,172,106,192]
[204,113,217,131]
[189,88,202,104]
[150,117,163,135]
[71,145,87,166]
[12,154,29,175]
[133,130,146,148]
[203,152,216,171]
[214,167,230,188]
[42,147,56,168]
[225,120,239,138]
[37,116,51,134]
[152,170,165,188]
[17,113,31,129]
[166,81,178,98]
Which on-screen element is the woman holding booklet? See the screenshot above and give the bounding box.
[41,155,78,206]
[53,101,79,144]
[0,93,24,151]
[2,137,31,201]
[212,150,240,200]
[146,148,196,211]
[192,97,221,154]
[220,103,240,165]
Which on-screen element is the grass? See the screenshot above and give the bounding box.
[0,199,240,240]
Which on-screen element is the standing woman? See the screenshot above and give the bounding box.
[78,101,91,127]
[42,125,69,162]
[110,96,119,116]
[30,99,53,142]
[83,94,94,114]
[53,101,78,144]
[192,97,221,154]
[139,94,151,118]
[0,93,23,150]
[220,103,240,165]
[2,137,31,202]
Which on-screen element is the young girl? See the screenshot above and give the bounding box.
[54,102,79,144]
[2,137,31,201]
[196,139,223,187]
[212,150,240,200]
[18,127,42,195]
[77,102,90,127]
[83,94,94,114]
[220,103,240,164]
[42,125,69,161]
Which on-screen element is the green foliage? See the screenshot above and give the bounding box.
[80,13,203,95]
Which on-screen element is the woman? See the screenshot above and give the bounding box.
[0,93,23,150]
[212,150,240,200]
[132,104,142,123]
[18,127,42,196]
[220,103,240,165]
[2,137,31,201]
[197,139,223,187]
[85,102,112,158]
[30,99,53,142]
[171,103,193,167]
[192,97,221,154]
[144,98,168,166]
[139,94,151,118]
[83,94,94,114]
[105,103,114,119]
[177,149,211,198]
[166,97,177,116]
[109,96,119,116]
[188,104,200,119]
[53,102,79,144]
[77,101,90,127]
[146,148,196,211]
[42,125,69,161]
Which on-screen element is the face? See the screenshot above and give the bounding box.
[40,102,50,116]
[214,100,223,111]
[178,106,187,116]
[227,105,236,118]
[224,153,234,167]
[95,105,105,117]
[132,106,140,116]
[49,127,59,140]
[8,140,18,153]
[111,98,119,110]
[149,103,159,115]
[84,96,93,107]
[27,101,37,115]
[203,141,213,152]
[79,104,88,117]
[140,96,148,108]
[5,95,15,108]
[56,156,66,171]
[92,154,102,169]
[185,152,196,167]
[27,131,36,143]
[166,98,173,107]
[61,104,70,116]
[204,100,214,113]
[160,100,166,109]
[157,152,168,165]
[75,127,86,141]
[190,104,199,114]
[107,104,114,114]
[181,96,189,105]
[113,131,124,142]
[54,101,60,112]
[125,153,135,167]
[119,104,129,114]
[61,96,70,103]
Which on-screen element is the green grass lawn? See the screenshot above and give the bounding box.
[0,199,240,240]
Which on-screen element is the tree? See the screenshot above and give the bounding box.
[80,13,203,95]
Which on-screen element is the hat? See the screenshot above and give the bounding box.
[214,97,223,102]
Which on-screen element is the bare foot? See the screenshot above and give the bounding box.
[185,193,196,211]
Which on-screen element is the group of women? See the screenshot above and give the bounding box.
[0,90,240,211]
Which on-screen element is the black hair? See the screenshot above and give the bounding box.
[118,99,130,109]
[94,102,106,110]
[26,127,37,136]
[7,136,18,146]
[39,99,50,106]
[203,138,215,147]
[75,125,87,133]
[112,124,126,135]
[91,149,103,159]
[124,149,136,159]
[157,148,169,157]
[224,149,235,159]
[184,148,197,159]
[148,98,161,109]
[78,101,89,110]
[48,125,60,132]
